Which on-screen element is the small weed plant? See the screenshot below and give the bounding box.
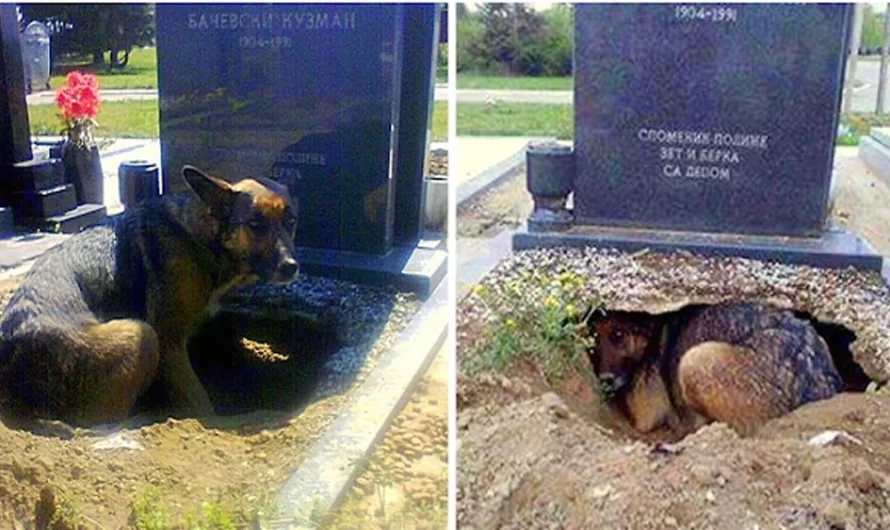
[468,269,597,380]
[131,488,167,530]
[185,502,236,530]
[129,487,277,530]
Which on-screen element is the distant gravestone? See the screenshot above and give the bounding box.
[157,4,435,256]
[516,4,883,270]
[572,4,851,237]
[22,21,50,92]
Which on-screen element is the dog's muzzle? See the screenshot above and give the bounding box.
[272,257,299,284]
[598,372,627,401]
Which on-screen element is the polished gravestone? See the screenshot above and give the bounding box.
[515,4,882,271]
[156,4,444,294]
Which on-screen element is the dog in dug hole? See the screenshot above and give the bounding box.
[587,302,843,435]
[0,166,299,427]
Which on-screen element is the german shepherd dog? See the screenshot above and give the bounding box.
[0,166,299,427]
[587,302,843,435]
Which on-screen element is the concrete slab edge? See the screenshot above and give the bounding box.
[0,233,69,269]
[275,274,449,528]
[296,246,448,299]
[860,136,890,190]
[456,228,516,301]
[456,136,554,208]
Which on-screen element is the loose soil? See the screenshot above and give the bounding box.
[325,343,448,529]
[458,368,890,530]
[0,274,420,528]
[457,150,890,529]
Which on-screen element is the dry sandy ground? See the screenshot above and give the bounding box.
[458,368,890,530]
[325,344,448,530]
[0,276,419,528]
[831,149,890,255]
[456,165,530,239]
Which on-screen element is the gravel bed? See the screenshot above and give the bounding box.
[429,149,448,177]
[222,275,421,395]
[459,246,890,381]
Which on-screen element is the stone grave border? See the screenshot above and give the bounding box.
[276,273,449,527]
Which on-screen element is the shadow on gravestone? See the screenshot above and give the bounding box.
[271,120,393,255]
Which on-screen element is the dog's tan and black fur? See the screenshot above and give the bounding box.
[0,166,299,426]
[588,302,843,435]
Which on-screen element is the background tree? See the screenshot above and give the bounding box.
[479,3,519,74]
[458,3,572,77]
[18,4,155,69]
[862,4,884,52]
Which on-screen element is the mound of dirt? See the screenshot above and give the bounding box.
[458,375,890,529]
[0,274,420,527]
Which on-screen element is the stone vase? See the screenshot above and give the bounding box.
[526,141,575,232]
[61,141,103,205]
[527,142,575,199]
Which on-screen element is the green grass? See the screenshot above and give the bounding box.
[430,101,447,141]
[28,99,447,142]
[457,101,859,145]
[458,102,572,139]
[47,47,158,90]
[29,99,160,138]
[836,134,859,146]
[457,73,572,91]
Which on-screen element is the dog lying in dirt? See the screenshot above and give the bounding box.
[587,302,844,435]
[0,166,299,427]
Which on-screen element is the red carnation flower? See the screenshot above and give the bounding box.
[55,71,100,147]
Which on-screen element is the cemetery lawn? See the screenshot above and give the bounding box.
[458,103,872,146]
[28,100,160,138]
[458,103,572,139]
[457,74,571,91]
[48,47,158,90]
[28,100,448,141]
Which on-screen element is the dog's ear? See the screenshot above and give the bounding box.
[182,166,236,219]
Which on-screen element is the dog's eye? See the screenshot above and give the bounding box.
[610,329,624,343]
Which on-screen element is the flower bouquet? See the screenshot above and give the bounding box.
[55,72,103,204]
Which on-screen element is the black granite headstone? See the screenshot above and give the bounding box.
[0,4,31,167]
[156,4,433,256]
[573,4,852,237]
[393,5,439,246]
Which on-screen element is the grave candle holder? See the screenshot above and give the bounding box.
[526,141,574,232]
